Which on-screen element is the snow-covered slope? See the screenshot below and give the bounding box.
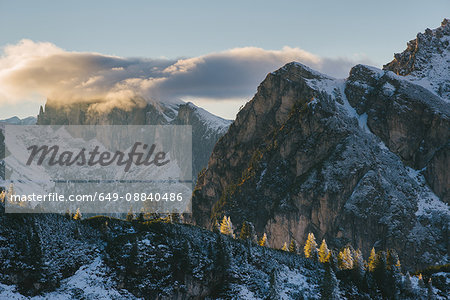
[384,19,450,102]
[184,102,231,135]
[1,212,447,299]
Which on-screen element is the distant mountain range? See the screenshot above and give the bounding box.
[0,116,37,125]
[35,99,231,182]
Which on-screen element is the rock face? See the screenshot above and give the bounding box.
[383,18,450,100]
[346,64,450,202]
[36,98,231,181]
[192,21,450,270]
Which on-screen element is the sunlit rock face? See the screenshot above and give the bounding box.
[192,20,450,270]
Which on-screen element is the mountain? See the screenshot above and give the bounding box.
[191,20,450,271]
[383,19,450,101]
[36,98,231,182]
[0,116,37,125]
[1,19,449,300]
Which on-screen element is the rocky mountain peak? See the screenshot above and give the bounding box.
[383,18,450,100]
[192,22,450,270]
[36,98,231,181]
[272,62,333,81]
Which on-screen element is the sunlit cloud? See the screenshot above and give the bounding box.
[0,39,373,114]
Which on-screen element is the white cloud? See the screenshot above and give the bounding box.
[0,39,372,114]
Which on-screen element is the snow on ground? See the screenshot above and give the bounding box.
[334,80,372,134]
[278,266,320,299]
[304,76,338,97]
[402,32,450,103]
[237,285,258,299]
[406,167,450,217]
[0,257,138,300]
[185,102,231,133]
[382,82,396,96]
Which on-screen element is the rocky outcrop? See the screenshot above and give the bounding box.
[425,144,450,202]
[192,63,330,229]
[192,20,450,270]
[383,18,450,100]
[346,64,450,202]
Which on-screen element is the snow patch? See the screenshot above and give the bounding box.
[278,266,320,299]
[0,257,138,299]
[186,102,231,133]
[382,82,396,96]
[336,81,372,133]
[256,168,267,190]
[406,167,450,217]
[237,286,257,299]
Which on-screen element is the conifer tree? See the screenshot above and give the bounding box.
[289,240,297,253]
[373,251,389,298]
[281,242,288,251]
[126,207,134,221]
[318,239,330,263]
[213,219,220,234]
[125,239,139,278]
[137,211,145,222]
[177,240,192,272]
[268,268,280,300]
[24,223,44,291]
[418,273,425,289]
[239,221,252,240]
[386,249,399,270]
[73,225,81,239]
[258,233,267,247]
[368,247,376,272]
[403,272,414,298]
[73,208,82,220]
[303,232,318,259]
[321,262,339,300]
[427,279,434,300]
[215,234,231,288]
[352,249,365,285]
[385,249,402,298]
[170,212,180,223]
[220,216,234,237]
[338,247,354,270]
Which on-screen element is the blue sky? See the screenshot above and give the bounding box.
[0,0,448,119]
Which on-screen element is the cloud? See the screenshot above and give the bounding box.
[0,39,372,112]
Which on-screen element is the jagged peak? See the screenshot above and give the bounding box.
[272,61,334,81]
[348,64,385,85]
[383,19,449,101]
[0,115,37,125]
[180,101,231,132]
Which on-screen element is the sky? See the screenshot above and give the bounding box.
[0,0,448,119]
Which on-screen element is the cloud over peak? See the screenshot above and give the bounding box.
[0,39,371,112]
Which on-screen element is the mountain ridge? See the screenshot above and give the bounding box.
[191,20,450,270]
[35,99,232,182]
